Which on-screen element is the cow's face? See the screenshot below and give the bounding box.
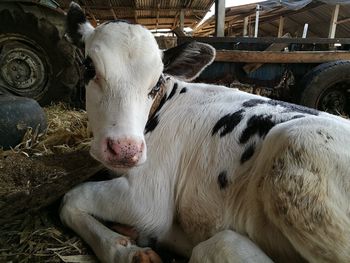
[67,2,215,171]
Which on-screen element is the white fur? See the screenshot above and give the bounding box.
[61,19,350,263]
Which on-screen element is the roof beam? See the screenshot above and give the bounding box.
[108,0,117,19]
[329,4,340,38]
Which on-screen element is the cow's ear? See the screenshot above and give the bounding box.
[66,2,94,48]
[162,42,215,81]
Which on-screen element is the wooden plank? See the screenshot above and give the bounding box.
[278,16,284,37]
[329,4,340,39]
[243,16,249,37]
[336,17,350,25]
[109,0,117,19]
[243,33,291,73]
[177,36,350,45]
[180,9,184,31]
[215,50,350,63]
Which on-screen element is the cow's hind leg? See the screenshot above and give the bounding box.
[260,122,350,263]
[60,178,162,263]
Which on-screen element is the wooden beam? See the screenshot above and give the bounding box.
[155,2,160,30]
[109,0,117,19]
[180,9,185,31]
[278,16,284,37]
[243,33,291,73]
[243,16,249,37]
[80,0,97,26]
[337,17,350,25]
[85,6,206,13]
[178,36,350,45]
[215,50,350,63]
[133,0,138,23]
[329,4,340,39]
[215,0,225,37]
[172,11,180,29]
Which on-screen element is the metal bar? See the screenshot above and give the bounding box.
[302,23,308,38]
[254,4,260,37]
[215,0,225,37]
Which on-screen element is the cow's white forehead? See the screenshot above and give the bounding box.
[83,21,163,81]
[85,22,159,57]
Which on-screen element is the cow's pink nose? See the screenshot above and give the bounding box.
[106,138,144,166]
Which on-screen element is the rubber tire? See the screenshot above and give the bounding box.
[0,93,47,149]
[299,60,350,113]
[0,8,81,106]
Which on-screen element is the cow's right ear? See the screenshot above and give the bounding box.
[66,2,94,47]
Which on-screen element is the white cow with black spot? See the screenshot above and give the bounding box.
[60,3,350,263]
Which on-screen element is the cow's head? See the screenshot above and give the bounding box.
[66,2,215,171]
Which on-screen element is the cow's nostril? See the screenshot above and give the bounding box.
[107,139,117,156]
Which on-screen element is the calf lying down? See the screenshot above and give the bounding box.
[61,3,350,263]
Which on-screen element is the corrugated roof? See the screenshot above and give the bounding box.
[56,0,214,30]
[194,1,350,38]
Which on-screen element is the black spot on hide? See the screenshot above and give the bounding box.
[239,114,275,144]
[242,99,266,107]
[218,171,228,189]
[145,116,159,134]
[167,83,178,101]
[240,143,255,164]
[212,109,245,137]
[83,56,96,84]
[180,87,187,94]
[145,94,167,134]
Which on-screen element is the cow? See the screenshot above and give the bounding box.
[60,2,350,263]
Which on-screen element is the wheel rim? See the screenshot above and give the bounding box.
[0,35,49,99]
[317,82,350,115]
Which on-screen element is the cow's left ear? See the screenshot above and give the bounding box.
[66,2,94,48]
[162,42,216,81]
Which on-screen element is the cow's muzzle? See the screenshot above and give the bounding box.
[103,137,145,167]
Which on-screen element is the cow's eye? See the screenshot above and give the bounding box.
[148,75,164,99]
[83,56,96,84]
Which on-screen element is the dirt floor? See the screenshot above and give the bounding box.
[0,104,97,263]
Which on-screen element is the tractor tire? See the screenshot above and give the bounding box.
[0,93,47,149]
[0,8,82,106]
[299,60,350,116]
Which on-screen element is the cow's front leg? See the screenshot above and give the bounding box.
[189,230,273,263]
[60,178,163,263]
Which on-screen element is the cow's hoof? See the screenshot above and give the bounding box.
[132,249,162,263]
[115,236,134,247]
